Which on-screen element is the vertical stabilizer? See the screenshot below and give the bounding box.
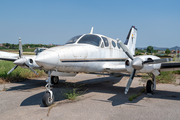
[124,26,137,55]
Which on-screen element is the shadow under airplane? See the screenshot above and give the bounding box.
[16,74,180,107]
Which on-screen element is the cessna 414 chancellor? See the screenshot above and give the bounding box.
[1,26,180,107]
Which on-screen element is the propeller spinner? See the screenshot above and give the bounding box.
[7,38,38,75]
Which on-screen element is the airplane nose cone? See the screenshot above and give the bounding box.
[35,51,59,70]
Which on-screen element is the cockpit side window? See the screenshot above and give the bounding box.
[78,34,101,46]
[66,35,82,44]
[102,37,109,47]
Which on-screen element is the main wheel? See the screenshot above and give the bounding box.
[51,76,59,84]
[146,80,154,94]
[42,92,54,107]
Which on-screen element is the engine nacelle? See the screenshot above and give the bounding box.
[125,55,161,73]
[23,56,40,69]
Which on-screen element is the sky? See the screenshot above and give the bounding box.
[0,0,180,47]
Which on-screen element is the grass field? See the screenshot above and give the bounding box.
[0,60,46,83]
[141,70,180,84]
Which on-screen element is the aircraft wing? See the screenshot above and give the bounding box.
[103,62,180,73]
[0,51,18,58]
[0,57,17,61]
[160,62,180,71]
[0,51,18,61]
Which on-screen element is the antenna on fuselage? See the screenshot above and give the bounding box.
[90,27,94,34]
[116,38,120,43]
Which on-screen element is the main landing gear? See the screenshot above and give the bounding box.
[146,74,156,95]
[51,76,59,84]
[42,70,56,107]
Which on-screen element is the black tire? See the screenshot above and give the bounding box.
[146,80,153,94]
[51,76,59,84]
[42,92,54,107]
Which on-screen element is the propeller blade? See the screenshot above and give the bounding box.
[118,40,134,60]
[7,65,18,75]
[19,37,23,58]
[143,58,172,64]
[25,63,38,75]
[124,69,136,94]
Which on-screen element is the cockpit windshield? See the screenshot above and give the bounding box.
[78,34,101,46]
[66,35,82,44]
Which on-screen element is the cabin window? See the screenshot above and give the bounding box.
[102,37,109,47]
[78,34,101,46]
[112,41,116,48]
[117,43,121,49]
[66,35,82,44]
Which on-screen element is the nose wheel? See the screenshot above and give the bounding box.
[42,91,54,107]
[42,70,55,107]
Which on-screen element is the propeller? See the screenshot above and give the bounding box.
[7,37,38,75]
[118,40,172,94]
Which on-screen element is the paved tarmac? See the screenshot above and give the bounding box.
[0,74,180,120]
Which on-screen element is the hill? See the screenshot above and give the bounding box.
[137,46,180,51]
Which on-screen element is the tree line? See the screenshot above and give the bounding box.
[136,46,171,55]
[0,43,57,50]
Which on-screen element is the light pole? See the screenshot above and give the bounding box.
[176,49,177,61]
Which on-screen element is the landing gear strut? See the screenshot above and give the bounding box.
[146,74,156,95]
[42,70,54,107]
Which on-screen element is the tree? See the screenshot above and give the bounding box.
[153,50,158,53]
[165,49,171,54]
[3,43,10,48]
[147,46,154,54]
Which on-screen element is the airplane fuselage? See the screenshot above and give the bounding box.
[35,34,128,73]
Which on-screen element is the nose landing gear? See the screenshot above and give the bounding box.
[42,70,55,107]
[42,90,54,107]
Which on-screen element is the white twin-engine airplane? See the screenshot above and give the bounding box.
[1,26,180,107]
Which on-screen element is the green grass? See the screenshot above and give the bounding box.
[128,88,145,101]
[141,71,176,84]
[156,71,176,83]
[129,94,138,101]
[0,60,46,82]
[64,84,86,100]
[172,70,180,74]
[65,88,80,100]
